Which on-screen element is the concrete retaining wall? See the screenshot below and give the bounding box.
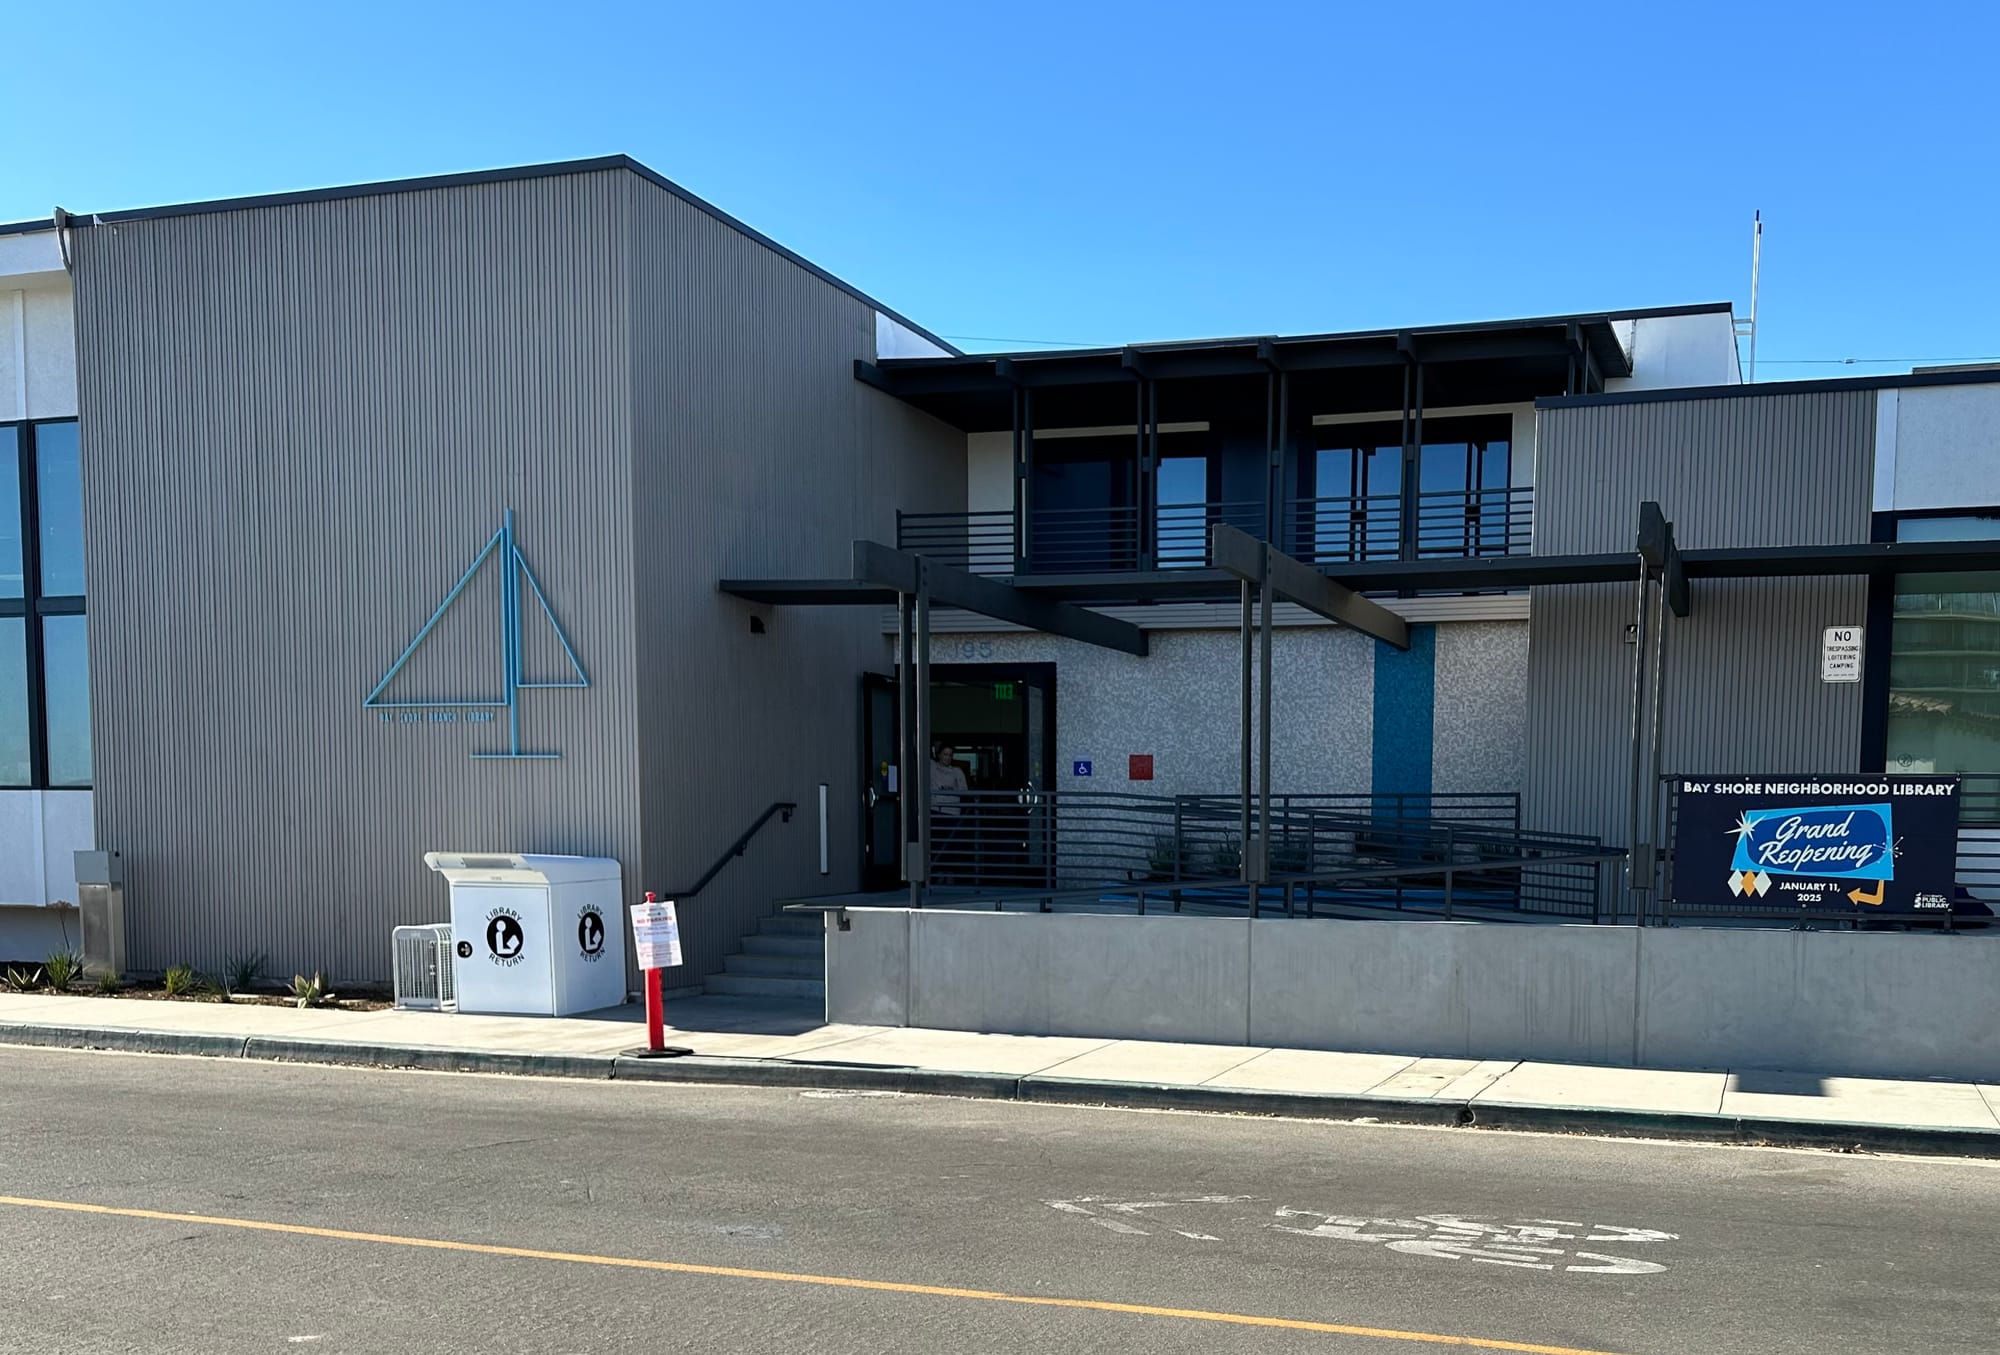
[824,910,2000,1082]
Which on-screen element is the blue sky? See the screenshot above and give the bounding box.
[5,2,1994,375]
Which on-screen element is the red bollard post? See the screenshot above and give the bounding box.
[624,890,693,1059]
[644,963,665,1052]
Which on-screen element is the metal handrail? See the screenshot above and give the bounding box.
[657,801,797,899]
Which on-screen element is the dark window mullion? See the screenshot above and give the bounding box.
[17,422,48,788]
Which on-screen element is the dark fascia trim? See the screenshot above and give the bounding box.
[876,302,1735,374]
[1537,363,2000,410]
[0,156,959,356]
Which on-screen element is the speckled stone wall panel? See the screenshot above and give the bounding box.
[1431,620,1530,793]
[920,628,1375,800]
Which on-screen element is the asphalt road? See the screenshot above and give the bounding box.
[2,1047,1996,1354]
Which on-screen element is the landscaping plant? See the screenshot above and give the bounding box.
[43,951,84,992]
[290,971,337,1009]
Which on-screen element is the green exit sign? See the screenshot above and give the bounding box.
[993,682,1017,701]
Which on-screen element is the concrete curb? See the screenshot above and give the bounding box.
[7,1022,1999,1159]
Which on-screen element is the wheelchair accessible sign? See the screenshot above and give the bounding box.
[1671,775,1960,913]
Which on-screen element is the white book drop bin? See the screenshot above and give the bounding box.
[423,853,627,1016]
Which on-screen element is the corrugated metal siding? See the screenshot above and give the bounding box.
[1522,392,1875,843]
[72,172,642,981]
[1536,392,1875,553]
[624,175,965,986]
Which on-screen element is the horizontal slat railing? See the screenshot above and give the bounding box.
[898,486,1534,577]
[896,509,1015,575]
[1289,493,1402,564]
[1414,485,1533,558]
[919,788,1612,922]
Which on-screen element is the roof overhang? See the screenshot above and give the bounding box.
[857,310,1661,432]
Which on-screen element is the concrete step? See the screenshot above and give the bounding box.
[705,973,825,1000]
[742,934,823,959]
[723,952,821,979]
[758,911,823,937]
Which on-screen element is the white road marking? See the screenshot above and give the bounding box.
[1047,1197,1679,1276]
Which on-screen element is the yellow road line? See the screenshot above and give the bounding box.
[0,1194,1633,1355]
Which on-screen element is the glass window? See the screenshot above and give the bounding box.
[0,426,20,599]
[1156,456,1209,566]
[0,618,26,785]
[1886,515,2000,820]
[41,614,91,788]
[35,421,84,597]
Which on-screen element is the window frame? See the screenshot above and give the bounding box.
[0,417,88,791]
[1861,506,2000,785]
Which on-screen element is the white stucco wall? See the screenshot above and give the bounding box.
[873,311,952,360]
[1874,382,2000,512]
[966,431,1012,517]
[1605,312,1742,392]
[0,789,93,906]
[1,232,91,920]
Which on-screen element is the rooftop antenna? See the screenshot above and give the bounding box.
[1734,210,1763,382]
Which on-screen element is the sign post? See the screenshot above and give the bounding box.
[624,892,693,1059]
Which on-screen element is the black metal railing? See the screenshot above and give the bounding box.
[1154,499,1267,568]
[1414,485,1534,558]
[921,788,1611,922]
[1288,492,1402,564]
[655,801,796,899]
[1651,773,2000,928]
[898,485,1533,577]
[896,509,1015,575]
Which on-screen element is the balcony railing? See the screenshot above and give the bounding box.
[897,485,1533,577]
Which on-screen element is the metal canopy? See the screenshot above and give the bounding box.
[851,542,1148,656]
[721,542,1148,657]
[727,538,2000,621]
[1209,524,1410,650]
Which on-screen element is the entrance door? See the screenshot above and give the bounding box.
[858,664,1058,891]
[860,673,902,891]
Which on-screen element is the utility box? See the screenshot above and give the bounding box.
[73,850,124,978]
[422,853,626,1016]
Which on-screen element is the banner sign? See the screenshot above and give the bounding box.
[1670,775,1960,913]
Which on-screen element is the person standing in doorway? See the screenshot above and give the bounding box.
[931,742,970,882]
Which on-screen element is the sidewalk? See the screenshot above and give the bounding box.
[4,991,1997,1157]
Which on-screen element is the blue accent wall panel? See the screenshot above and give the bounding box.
[1372,625,1436,797]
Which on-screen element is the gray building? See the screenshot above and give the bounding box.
[2,155,1997,989]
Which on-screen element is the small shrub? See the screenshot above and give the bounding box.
[1210,839,1242,877]
[162,964,199,997]
[93,969,122,995]
[221,950,268,996]
[290,971,337,1009]
[43,951,85,992]
[3,965,44,993]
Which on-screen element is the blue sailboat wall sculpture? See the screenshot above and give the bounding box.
[363,509,589,759]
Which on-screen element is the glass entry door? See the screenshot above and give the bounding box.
[860,673,902,891]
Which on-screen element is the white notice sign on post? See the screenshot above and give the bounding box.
[1821,626,1863,683]
[630,900,683,971]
